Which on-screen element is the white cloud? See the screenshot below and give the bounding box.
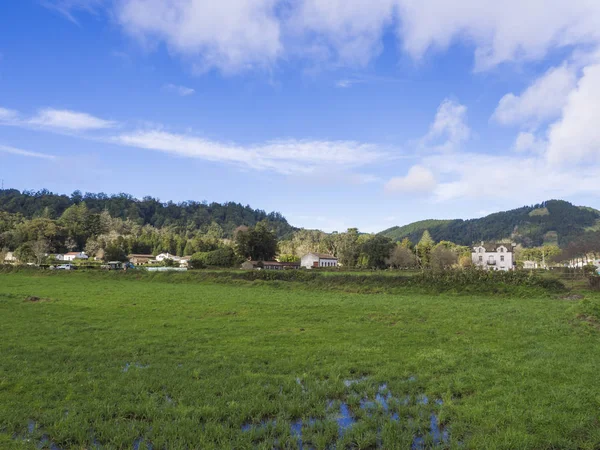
[116,0,282,73]
[396,0,600,71]
[28,108,116,131]
[513,132,546,154]
[290,0,396,67]
[335,79,365,88]
[421,99,470,153]
[546,63,600,165]
[0,108,18,122]
[492,64,578,127]
[0,144,55,160]
[114,130,389,175]
[385,165,436,194]
[41,0,600,73]
[40,0,105,25]
[424,152,600,203]
[163,83,196,96]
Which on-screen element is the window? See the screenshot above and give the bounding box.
[479,256,483,262]
[500,247,504,253]
[501,256,505,262]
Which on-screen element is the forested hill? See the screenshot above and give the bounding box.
[0,189,295,238]
[379,200,600,247]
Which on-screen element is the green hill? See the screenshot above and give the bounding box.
[379,200,600,247]
[380,219,453,242]
[0,189,296,239]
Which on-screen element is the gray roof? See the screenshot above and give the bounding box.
[308,253,337,260]
[474,242,514,253]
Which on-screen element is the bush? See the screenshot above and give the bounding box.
[190,247,236,268]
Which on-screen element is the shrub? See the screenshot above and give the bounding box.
[190,247,236,268]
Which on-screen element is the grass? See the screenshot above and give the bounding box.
[1,271,599,449]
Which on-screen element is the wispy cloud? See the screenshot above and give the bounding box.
[335,78,366,88]
[163,83,196,97]
[420,99,470,153]
[114,130,390,175]
[29,108,116,131]
[40,0,104,25]
[0,106,116,132]
[0,144,55,160]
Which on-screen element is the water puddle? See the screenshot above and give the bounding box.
[133,437,154,450]
[241,380,451,448]
[122,362,150,372]
[412,413,450,449]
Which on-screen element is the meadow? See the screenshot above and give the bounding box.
[0,270,599,449]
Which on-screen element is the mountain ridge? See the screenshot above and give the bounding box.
[379,200,600,247]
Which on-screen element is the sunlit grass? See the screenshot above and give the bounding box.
[0,272,599,449]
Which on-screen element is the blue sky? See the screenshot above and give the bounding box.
[1,0,600,232]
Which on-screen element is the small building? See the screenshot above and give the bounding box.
[4,252,17,263]
[241,260,300,270]
[155,253,181,262]
[523,260,541,270]
[301,253,339,269]
[472,242,514,271]
[128,254,154,265]
[63,251,89,261]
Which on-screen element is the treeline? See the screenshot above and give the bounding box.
[0,189,294,238]
[380,200,599,247]
[279,228,472,270]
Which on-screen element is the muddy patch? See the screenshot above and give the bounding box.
[24,296,52,302]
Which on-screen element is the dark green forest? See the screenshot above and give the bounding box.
[0,189,294,259]
[379,200,600,247]
[0,189,294,238]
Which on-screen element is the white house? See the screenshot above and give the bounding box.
[155,252,181,262]
[301,253,339,269]
[62,251,88,261]
[4,252,17,263]
[155,253,190,268]
[472,243,514,271]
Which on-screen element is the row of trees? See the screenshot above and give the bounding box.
[0,189,294,239]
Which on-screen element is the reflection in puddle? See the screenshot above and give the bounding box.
[241,381,450,448]
[122,362,150,372]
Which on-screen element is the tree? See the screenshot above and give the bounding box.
[235,223,278,261]
[359,235,395,269]
[15,243,35,263]
[416,230,434,269]
[335,228,360,268]
[0,247,8,265]
[386,245,417,269]
[103,244,127,262]
[31,239,50,265]
[278,254,300,262]
[430,245,458,271]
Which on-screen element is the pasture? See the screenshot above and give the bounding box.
[0,271,599,449]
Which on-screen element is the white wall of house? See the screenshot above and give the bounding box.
[318,258,338,267]
[300,253,319,269]
[4,252,17,263]
[472,245,513,271]
[300,253,338,269]
[63,252,88,261]
[155,253,181,262]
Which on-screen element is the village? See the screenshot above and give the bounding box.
[3,244,600,273]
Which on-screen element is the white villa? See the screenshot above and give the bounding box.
[301,253,339,269]
[472,243,514,271]
[62,251,89,261]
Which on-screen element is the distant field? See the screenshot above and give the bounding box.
[1,272,599,449]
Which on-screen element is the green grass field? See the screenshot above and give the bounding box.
[1,271,599,449]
